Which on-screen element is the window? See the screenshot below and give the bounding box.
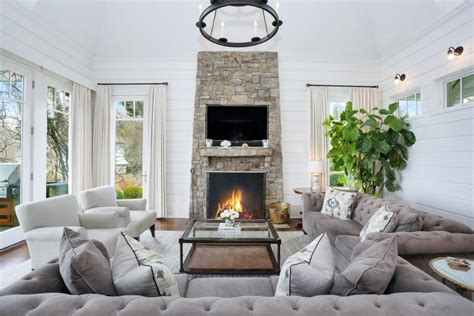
[398,93,421,117]
[114,100,144,199]
[328,102,346,187]
[46,86,70,197]
[446,73,474,107]
[0,69,24,230]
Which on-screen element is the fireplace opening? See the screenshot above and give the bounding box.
[207,172,265,220]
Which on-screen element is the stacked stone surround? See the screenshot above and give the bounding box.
[190,51,283,219]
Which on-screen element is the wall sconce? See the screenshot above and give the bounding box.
[394,73,406,85]
[447,46,463,60]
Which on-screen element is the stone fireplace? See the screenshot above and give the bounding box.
[190,51,283,219]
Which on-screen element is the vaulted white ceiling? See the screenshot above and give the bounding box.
[6,0,468,63]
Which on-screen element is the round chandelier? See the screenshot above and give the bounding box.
[196,0,283,48]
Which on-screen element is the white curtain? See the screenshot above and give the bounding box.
[145,85,167,218]
[351,87,378,112]
[92,85,112,187]
[70,83,93,196]
[308,86,329,191]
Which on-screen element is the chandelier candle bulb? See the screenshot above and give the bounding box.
[276,1,280,14]
[198,3,203,15]
[220,21,224,38]
[254,20,258,37]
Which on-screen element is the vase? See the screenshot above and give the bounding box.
[225,218,234,227]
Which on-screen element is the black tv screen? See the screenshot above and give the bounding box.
[207,106,268,145]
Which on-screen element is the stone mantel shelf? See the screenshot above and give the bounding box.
[200,147,273,158]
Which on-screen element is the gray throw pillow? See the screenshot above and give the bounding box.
[395,212,423,232]
[59,228,116,296]
[60,227,109,261]
[331,237,398,296]
[275,233,335,296]
[112,232,179,297]
[359,205,398,241]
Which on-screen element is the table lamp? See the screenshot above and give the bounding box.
[308,160,325,192]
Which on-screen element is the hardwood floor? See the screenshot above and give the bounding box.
[0,218,302,272]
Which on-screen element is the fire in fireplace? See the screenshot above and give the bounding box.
[207,172,265,220]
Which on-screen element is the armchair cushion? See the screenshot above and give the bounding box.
[78,212,120,229]
[79,185,117,210]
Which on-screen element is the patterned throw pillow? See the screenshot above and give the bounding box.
[112,232,179,297]
[321,188,358,220]
[275,233,335,297]
[359,205,398,241]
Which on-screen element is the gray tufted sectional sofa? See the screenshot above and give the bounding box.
[1,241,474,315]
[302,192,474,276]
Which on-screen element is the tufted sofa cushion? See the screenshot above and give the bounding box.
[1,292,472,316]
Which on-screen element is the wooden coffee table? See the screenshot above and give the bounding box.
[179,219,281,275]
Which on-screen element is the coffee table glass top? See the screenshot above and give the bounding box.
[183,220,279,241]
[430,258,474,291]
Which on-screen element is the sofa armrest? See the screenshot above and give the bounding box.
[117,198,147,210]
[86,206,130,217]
[78,212,120,229]
[302,192,325,213]
[365,231,474,255]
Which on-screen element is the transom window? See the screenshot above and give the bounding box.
[446,73,474,107]
[398,93,421,117]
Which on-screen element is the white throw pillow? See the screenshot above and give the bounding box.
[359,205,398,241]
[321,188,358,220]
[275,233,334,297]
[112,232,179,297]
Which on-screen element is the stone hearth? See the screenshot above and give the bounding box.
[190,51,283,219]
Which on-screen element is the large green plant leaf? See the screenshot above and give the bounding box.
[401,130,416,146]
[388,102,399,114]
[342,123,360,142]
[357,135,372,153]
[384,115,406,132]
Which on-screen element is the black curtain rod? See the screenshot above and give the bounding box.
[306,83,379,88]
[97,82,169,86]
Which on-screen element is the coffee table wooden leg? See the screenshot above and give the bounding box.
[277,243,281,272]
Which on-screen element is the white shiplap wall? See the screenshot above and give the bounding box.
[380,3,474,227]
[93,57,380,218]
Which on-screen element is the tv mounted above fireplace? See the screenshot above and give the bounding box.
[206,105,268,146]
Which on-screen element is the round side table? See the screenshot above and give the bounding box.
[429,257,474,294]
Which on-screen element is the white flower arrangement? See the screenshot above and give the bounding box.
[220,209,240,220]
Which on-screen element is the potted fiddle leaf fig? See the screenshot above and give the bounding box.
[323,102,416,196]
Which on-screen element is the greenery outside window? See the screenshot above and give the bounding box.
[115,100,144,199]
[398,92,421,117]
[446,73,474,107]
[46,87,70,198]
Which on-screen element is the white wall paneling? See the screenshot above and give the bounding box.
[380,2,474,227]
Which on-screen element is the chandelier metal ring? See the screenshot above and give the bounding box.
[196,0,283,48]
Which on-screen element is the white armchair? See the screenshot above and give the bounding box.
[78,185,157,240]
[15,194,123,269]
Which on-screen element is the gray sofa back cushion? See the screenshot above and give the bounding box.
[351,193,472,234]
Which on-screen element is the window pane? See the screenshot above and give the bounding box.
[46,105,69,198]
[329,102,345,121]
[407,95,417,117]
[462,74,474,103]
[135,101,144,118]
[416,93,421,115]
[447,79,461,107]
[47,86,55,113]
[125,101,134,118]
[64,92,71,113]
[10,72,24,101]
[115,121,143,199]
[0,101,22,163]
[115,101,126,119]
[0,70,9,96]
[398,98,407,117]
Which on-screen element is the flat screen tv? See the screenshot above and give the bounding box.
[206,105,268,146]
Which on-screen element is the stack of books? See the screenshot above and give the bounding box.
[218,223,241,232]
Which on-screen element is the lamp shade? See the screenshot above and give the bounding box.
[308,160,325,173]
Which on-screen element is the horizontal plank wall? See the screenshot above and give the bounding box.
[380,3,474,227]
[93,57,380,218]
